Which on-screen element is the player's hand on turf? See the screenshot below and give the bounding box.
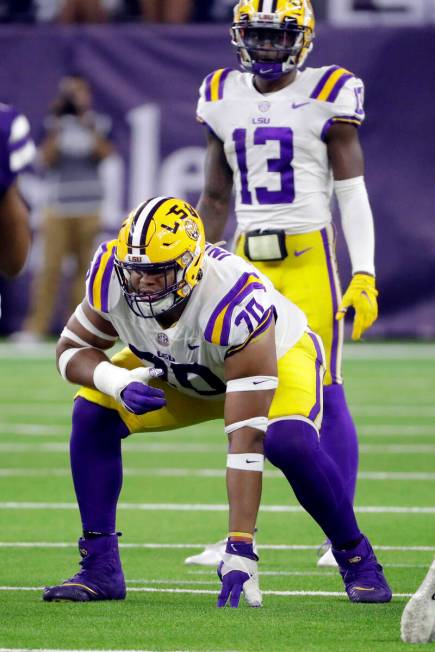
[336,273,378,341]
[217,553,262,608]
[117,367,166,415]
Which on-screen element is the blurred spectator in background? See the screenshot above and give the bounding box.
[140,0,193,23]
[58,0,108,23]
[0,0,35,22]
[14,75,113,342]
[0,104,35,288]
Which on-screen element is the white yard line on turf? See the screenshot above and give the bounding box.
[1,424,435,438]
[0,542,434,552]
[1,502,435,514]
[0,649,229,652]
[2,405,435,418]
[2,443,435,454]
[2,468,435,481]
[0,586,413,598]
[1,341,434,359]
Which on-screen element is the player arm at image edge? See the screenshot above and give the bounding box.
[0,183,31,278]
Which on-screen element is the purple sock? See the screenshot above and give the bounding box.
[70,398,128,533]
[264,419,361,547]
[320,384,359,504]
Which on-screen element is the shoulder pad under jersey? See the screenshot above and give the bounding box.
[309,66,366,138]
[86,240,118,314]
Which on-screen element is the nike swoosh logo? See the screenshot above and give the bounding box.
[187,344,200,350]
[353,586,375,591]
[246,460,258,464]
[294,247,313,257]
[260,68,273,74]
[253,380,268,385]
[292,101,311,109]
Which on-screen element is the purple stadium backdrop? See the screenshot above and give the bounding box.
[0,24,433,337]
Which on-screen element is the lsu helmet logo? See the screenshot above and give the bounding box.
[115,197,206,319]
[232,0,315,80]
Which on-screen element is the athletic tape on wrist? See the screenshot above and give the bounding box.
[226,376,278,393]
[93,360,132,399]
[225,416,269,435]
[227,453,264,472]
[58,347,89,381]
[228,531,254,540]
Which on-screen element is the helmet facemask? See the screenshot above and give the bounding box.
[232,0,315,81]
[114,253,195,320]
[232,21,306,80]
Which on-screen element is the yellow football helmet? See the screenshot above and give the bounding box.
[232,0,315,80]
[115,196,205,318]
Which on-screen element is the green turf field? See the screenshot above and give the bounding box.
[0,342,434,652]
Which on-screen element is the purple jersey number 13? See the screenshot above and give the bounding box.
[233,126,295,205]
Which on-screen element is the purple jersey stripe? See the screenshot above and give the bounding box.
[221,281,266,346]
[100,249,115,313]
[204,72,214,102]
[307,331,325,422]
[310,66,341,99]
[217,68,231,100]
[87,243,107,307]
[326,73,354,102]
[320,116,362,142]
[205,272,253,343]
[320,228,340,383]
[225,307,275,359]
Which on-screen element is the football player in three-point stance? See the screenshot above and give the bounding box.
[43,196,391,606]
[190,0,378,566]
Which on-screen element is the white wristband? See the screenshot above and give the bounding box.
[226,376,278,393]
[227,453,264,472]
[93,361,134,399]
[334,176,375,276]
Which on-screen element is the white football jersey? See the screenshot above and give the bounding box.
[197,66,365,234]
[86,241,307,400]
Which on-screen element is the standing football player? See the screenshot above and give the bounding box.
[0,104,34,281]
[189,0,378,567]
[43,196,391,606]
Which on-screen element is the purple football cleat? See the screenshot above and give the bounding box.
[43,534,126,602]
[332,535,392,603]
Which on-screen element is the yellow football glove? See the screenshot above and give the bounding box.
[336,273,379,341]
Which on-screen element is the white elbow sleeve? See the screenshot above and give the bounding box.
[334,176,375,276]
[58,347,88,381]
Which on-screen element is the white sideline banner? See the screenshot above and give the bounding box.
[327,0,433,26]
